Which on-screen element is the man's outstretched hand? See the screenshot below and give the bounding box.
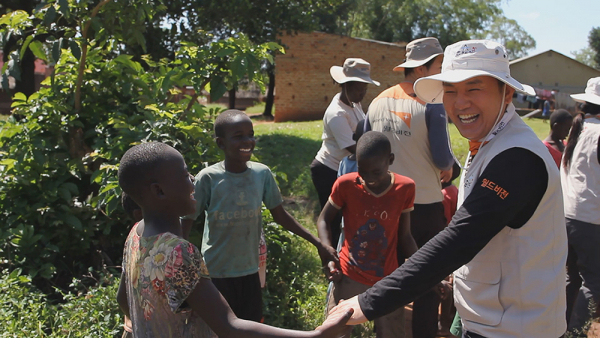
[327,296,368,326]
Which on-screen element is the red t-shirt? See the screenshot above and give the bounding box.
[329,172,415,286]
[441,184,459,225]
[542,140,563,168]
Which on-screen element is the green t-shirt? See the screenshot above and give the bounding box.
[184,161,283,278]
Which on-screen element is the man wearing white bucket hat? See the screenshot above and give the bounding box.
[366,38,454,338]
[329,40,568,338]
[311,58,380,246]
[561,77,600,337]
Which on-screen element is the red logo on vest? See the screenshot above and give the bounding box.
[390,111,411,128]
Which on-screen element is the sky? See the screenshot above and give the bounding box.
[500,0,599,58]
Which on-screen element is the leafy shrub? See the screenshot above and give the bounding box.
[0,268,122,338]
[0,3,281,292]
[261,207,328,330]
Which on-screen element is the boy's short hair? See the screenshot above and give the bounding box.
[550,109,573,126]
[118,142,174,200]
[356,131,391,160]
[214,109,250,138]
[121,192,141,219]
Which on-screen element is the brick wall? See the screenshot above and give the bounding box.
[274,32,406,122]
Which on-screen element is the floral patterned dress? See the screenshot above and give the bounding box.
[123,225,216,337]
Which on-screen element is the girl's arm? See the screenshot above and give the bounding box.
[117,271,130,318]
[187,277,353,338]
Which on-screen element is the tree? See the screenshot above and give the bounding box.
[0,2,280,292]
[187,0,353,117]
[340,0,502,47]
[572,46,598,69]
[476,16,536,60]
[0,0,44,97]
[589,26,600,69]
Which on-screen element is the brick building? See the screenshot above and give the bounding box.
[275,32,407,122]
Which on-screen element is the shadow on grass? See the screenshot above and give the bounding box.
[254,133,321,201]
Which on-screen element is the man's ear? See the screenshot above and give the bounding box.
[389,153,395,166]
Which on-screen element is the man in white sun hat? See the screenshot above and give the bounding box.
[366,37,454,338]
[312,58,380,247]
[561,76,600,337]
[329,40,567,338]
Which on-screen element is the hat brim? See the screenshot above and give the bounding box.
[413,69,536,103]
[393,53,442,72]
[330,66,380,86]
[570,93,600,106]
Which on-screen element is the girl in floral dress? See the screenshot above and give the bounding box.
[116,142,353,338]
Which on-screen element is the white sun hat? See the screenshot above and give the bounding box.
[413,40,536,103]
[330,58,380,86]
[570,77,600,106]
[393,37,444,71]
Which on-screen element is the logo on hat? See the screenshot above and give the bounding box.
[456,45,477,57]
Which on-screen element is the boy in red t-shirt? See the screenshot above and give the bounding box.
[317,131,418,338]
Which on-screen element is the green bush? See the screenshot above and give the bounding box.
[0,4,282,291]
[0,268,122,338]
[261,207,328,330]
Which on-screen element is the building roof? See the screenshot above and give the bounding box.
[510,49,599,73]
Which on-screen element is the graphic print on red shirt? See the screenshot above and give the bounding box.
[329,172,415,286]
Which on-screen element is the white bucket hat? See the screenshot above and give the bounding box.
[393,37,443,71]
[570,77,600,106]
[330,58,380,86]
[414,40,536,103]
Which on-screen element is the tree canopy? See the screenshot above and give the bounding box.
[336,0,535,58]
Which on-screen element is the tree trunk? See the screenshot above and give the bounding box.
[15,49,36,97]
[263,66,275,118]
[228,88,236,109]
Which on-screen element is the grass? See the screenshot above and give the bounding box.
[255,117,550,191]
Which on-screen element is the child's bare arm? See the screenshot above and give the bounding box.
[270,204,337,267]
[117,271,130,318]
[397,212,418,259]
[187,277,353,338]
[316,202,343,281]
[315,202,339,249]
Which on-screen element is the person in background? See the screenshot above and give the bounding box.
[543,109,573,167]
[337,119,367,177]
[561,77,600,336]
[437,162,461,337]
[311,58,380,246]
[542,97,553,123]
[366,36,454,338]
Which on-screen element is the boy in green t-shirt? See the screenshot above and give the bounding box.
[182,110,337,322]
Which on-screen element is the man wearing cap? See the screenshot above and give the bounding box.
[330,40,567,338]
[366,37,454,338]
[312,58,380,245]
